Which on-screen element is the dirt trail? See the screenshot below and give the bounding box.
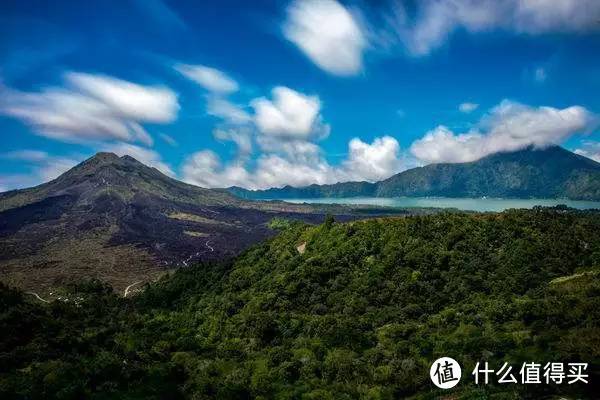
[123,281,143,297]
[26,292,50,303]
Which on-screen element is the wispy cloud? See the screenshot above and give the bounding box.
[0,72,179,145]
[159,133,178,147]
[175,64,239,94]
[386,0,600,56]
[459,102,479,113]
[206,97,252,124]
[534,67,548,83]
[1,150,81,190]
[574,141,600,162]
[132,0,186,30]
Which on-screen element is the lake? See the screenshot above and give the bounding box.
[282,197,600,212]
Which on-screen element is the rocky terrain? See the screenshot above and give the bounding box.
[0,153,410,293]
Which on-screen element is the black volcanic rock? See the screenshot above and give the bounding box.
[0,153,370,293]
[230,146,600,201]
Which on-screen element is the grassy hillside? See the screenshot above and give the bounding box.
[1,208,600,399]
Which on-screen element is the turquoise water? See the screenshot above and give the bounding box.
[282,197,600,212]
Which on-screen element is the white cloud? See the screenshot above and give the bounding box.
[251,86,329,140]
[410,126,484,164]
[175,63,239,93]
[283,0,367,76]
[206,97,251,124]
[0,175,31,193]
[102,143,174,176]
[182,136,406,190]
[213,128,253,158]
[129,123,154,146]
[159,133,178,147]
[0,72,179,144]
[388,0,600,56]
[459,102,479,113]
[411,100,598,163]
[256,136,322,165]
[175,63,248,126]
[182,150,252,188]
[1,150,80,189]
[66,72,178,123]
[182,80,409,189]
[2,150,50,162]
[574,141,600,163]
[342,136,405,182]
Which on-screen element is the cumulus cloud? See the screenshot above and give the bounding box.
[459,102,479,113]
[283,0,368,76]
[181,78,409,190]
[182,135,406,190]
[385,0,600,56]
[182,150,252,188]
[574,141,600,163]
[411,100,598,163]
[251,86,329,140]
[175,63,238,94]
[102,143,174,176]
[342,136,405,181]
[0,72,179,144]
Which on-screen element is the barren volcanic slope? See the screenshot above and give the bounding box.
[0,153,395,294]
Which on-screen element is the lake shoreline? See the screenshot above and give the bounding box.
[273,196,600,212]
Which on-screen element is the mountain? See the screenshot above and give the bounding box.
[229,180,377,200]
[0,153,400,293]
[3,208,599,398]
[230,146,600,201]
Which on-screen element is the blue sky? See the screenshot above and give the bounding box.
[1,0,600,191]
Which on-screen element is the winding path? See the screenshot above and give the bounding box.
[123,281,143,298]
[205,240,214,252]
[26,292,50,303]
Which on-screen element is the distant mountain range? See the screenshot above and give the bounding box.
[229,146,600,201]
[0,153,398,293]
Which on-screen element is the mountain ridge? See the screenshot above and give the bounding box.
[0,153,412,293]
[229,146,600,201]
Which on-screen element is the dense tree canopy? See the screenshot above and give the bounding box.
[1,207,599,399]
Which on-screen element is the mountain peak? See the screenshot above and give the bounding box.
[73,152,154,174]
[88,152,121,163]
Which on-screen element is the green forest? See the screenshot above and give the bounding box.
[2,207,600,399]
